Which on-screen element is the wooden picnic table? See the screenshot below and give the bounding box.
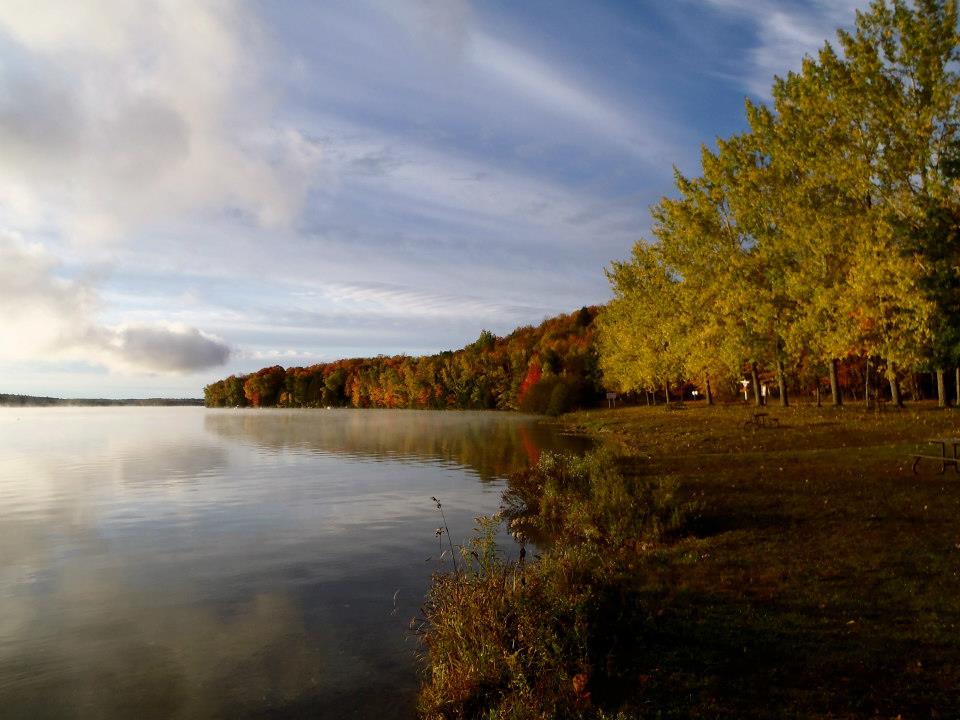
[911,438,960,474]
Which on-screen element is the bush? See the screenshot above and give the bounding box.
[418,451,694,718]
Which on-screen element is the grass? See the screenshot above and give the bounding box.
[419,401,960,718]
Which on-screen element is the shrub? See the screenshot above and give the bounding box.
[418,451,693,718]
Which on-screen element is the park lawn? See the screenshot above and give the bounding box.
[562,401,960,719]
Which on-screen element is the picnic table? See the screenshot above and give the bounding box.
[743,412,779,430]
[912,438,960,474]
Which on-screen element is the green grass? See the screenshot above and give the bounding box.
[419,401,960,718]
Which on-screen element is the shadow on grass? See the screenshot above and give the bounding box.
[618,583,957,719]
[685,510,798,539]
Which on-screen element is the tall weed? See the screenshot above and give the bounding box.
[418,450,691,718]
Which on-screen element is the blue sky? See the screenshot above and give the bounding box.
[0,0,865,397]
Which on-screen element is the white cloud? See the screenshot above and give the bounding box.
[699,0,867,97]
[374,0,473,58]
[307,117,646,246]
[0,0,319,245]
[317,281,536,320]
[0,233,230,373]
[467,33,635,142]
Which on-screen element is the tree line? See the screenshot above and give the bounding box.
[204,307,600,414]
[599,0,960,408]
[0,394,203,407]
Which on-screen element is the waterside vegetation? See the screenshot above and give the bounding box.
[418,403,960,718]
[418,447,689,719]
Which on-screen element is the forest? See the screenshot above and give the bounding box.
[599,0,960,409]
[204,307,600,414]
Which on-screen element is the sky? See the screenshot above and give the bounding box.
[0,0,868,398]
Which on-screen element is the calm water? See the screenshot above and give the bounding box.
[0,407,587,719]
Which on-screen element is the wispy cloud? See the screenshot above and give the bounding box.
[698,0,867,97]
[296,0,683,165]
[315,281,548,321]
[466,32,648,156]
[304,117,647,248]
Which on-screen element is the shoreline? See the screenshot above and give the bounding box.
[0,394,204,407]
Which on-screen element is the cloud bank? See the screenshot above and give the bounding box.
[0,0,318,244]
[0,234,229,374]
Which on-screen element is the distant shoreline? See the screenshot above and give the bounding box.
[0,394,203,407]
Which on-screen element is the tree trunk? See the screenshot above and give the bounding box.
[956,367,959,407]
[776,355,789,407]
[815,385,821,407]
[937,369,946,407]
[864,358,871,410]
[663,379,670,406]
[751,363,762,407]
[829,359,842,406]
[704,375,714,406]
[889,362,902,408]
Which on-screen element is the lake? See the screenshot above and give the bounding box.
[0,407,588,719]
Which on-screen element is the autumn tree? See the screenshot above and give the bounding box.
[598,243,686,404]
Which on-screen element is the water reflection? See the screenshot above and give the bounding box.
[204,408,588,479]
[1,584,325,720]
[0,408,585,719]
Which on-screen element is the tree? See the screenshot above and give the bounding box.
[598,243,686,404]
[243,366,285,407]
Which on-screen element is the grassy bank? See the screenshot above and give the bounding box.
[418,402,960,718]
